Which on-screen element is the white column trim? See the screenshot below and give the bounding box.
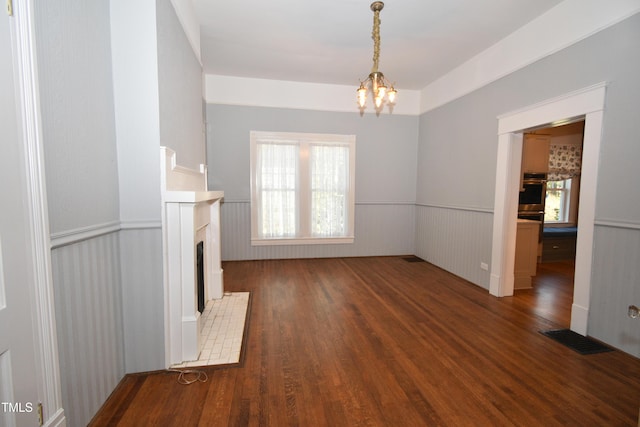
[489,133,522,297]
[11,0,65,424]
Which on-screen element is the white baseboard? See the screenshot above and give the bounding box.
[571,303,589,335]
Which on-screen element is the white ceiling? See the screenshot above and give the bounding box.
[192,0,563,91]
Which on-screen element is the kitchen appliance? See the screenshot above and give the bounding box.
[518,172,546,212]
[518,172,546,241]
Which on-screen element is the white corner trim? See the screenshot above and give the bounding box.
[570,304,589,335]
[169,0,201,65]
[13,0,66,423]
[205,74,421,116]
[420,0,640,114]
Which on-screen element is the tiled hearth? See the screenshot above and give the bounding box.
[172,292,250,368]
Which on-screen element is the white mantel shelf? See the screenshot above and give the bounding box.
[160,147,224,366]
[163,190,224,204]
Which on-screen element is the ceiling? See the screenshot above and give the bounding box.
[192,0,564,91]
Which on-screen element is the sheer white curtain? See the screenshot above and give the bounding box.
[256,142,299,238]
[310,144,349,237]
[250,131,355,245]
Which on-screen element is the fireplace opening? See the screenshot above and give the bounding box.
[196,241,205,314]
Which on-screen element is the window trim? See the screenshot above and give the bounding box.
[545,178,577,225]
[250,131,356,246]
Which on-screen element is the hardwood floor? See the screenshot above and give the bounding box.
[514,259,576,327]
[90,257,640,426]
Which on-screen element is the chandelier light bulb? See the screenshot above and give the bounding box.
[378,85,387,99]
[388,87,397,104]
[357,84,367,108]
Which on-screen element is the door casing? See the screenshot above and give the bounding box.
[489,83,606,335]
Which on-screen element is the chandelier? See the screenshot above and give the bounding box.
[357,1,397,111]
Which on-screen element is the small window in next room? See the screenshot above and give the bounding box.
[545,129,583,225]
[250,131,356,245]
[545,178,572,223]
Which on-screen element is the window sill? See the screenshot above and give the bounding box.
[251,236,354,246]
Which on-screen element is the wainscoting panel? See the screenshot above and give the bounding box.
[221,202,415,260]
[415,205,493,289]
[119,227,165,373]
[588,224,640,357]
[51,232,124,427]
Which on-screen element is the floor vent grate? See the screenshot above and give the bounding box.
[540,329,614,355]
[402,256,425,263]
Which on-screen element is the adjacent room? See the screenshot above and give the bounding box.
[3,0,640,426]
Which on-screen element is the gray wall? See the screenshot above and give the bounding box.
[157,0,206,170]
[206,105,419,260]
[417,13,640,220]
[34,1,124,426]
[110,0,166,378]
[415,13,640,354]
[36,0,120,234]
[111,0,161,224]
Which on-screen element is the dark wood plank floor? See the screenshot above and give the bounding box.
[90,257,640,426]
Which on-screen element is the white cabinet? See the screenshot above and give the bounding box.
[514,219,540,289]
[522,134,550,173]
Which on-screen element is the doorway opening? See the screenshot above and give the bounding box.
[489,83,606,335]
[514,121,585,326]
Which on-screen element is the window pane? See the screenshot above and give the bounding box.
[547,180,565,190]
[257,143,298,237]
[545,178,571,223]
[545,189,562,222]
[250,131,355,245]
[310,145,349,237]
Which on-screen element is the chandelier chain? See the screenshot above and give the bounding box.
[371,9,381,73]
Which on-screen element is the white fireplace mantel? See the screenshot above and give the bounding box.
[160,147,224,366]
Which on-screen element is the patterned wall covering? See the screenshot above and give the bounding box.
[548,143,583,182]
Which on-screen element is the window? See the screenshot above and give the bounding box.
[545,178,572,223]
[250,131,355,245]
